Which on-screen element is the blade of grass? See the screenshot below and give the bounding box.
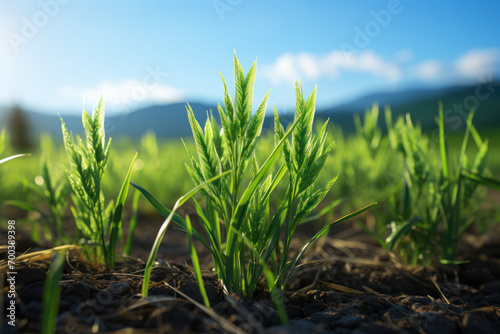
[439,259,470,265]
[232,228,289,325]
[438,102,448,180]
[283,202,377,286]
[186,215,210,307]
[124,189,141,256]
[0,153,29,165]
[261,263,289,325]
[300,198,343,224]
[467,114,483,148]
[459,111,475,163]
[5,200,45,215]
[109,153,137,267]
[355,220,387,249]
[462,170,500,190]
[131,182,209,249]
[385,218,419,251]
[41,251,65,334]
[141,170,231,297]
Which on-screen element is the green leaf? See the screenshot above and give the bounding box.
[293,175,338,226]
[0,129,5,156]
[234,53,256,132]
[283,203,377,286]
[355,221,387,248]
[472,140,489,174]
[294,81,305,120]
[231,228,288,324]
[467,115,483,148]
[210,112,224,159]
[462,170,500,190]
[261,264,289,325]
[108,153,137,267]
[187,105,210,172]
[438,102,449,180]
[5,200,44,214]
[242,90,270,160]
[385,218,419,251]
[439,259,470,265]
[300,198,343,224]
[140,169,231,297]
[0,153,29,165]
[298,150,331,195]
[241,59,257,130]
[186,103,219,186]
[92,96,106,155]
[220,72,235,122]
[186,215,210,307]
[191,198,213,238]
[100,139,112,178]
[293,82,312,169]
[130,182,209,249]
[273,105,292,170]
[218,103,233,145]
[385,107,398,149]
[261,163,287,210]
[303,84,317,132]
[41,251,65,334]
[82,109,94,148]
[124,189,141,256]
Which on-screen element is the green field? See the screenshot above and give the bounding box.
[2,105,499,253]
[2,110,500,210]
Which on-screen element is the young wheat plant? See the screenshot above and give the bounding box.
[60,97,137,267]
[136,54,376,313]
[360,105,500,265]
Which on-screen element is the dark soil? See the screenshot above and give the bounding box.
[2,220,500,334]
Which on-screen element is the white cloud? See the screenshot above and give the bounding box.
[261,50,402,84]
[412,60,443,80]
[395,49,413,64]
[455,49,500,77]
[261,48,500,88]
[262,53,300,84]
[59,80,184,113]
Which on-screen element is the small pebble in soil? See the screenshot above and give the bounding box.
[250,301,281,327]
[338,314,363,329]
[154,258,171,268]
[106,282,132,296]
[268,319,331,334]
[420,312,458,334]
[481,281,500,294]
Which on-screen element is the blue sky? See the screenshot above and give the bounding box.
[1,1,499,115]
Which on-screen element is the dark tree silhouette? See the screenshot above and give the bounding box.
[8,105,33,150]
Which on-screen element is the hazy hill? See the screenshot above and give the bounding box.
[3,82,499,139]
[387,84,500,130]
[316,82,500,132]
[25,102,220,139]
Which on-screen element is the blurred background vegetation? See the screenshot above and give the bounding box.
[2,103,499,239]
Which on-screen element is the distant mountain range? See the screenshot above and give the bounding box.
[1,82,499,139]
[317,83,500,132]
